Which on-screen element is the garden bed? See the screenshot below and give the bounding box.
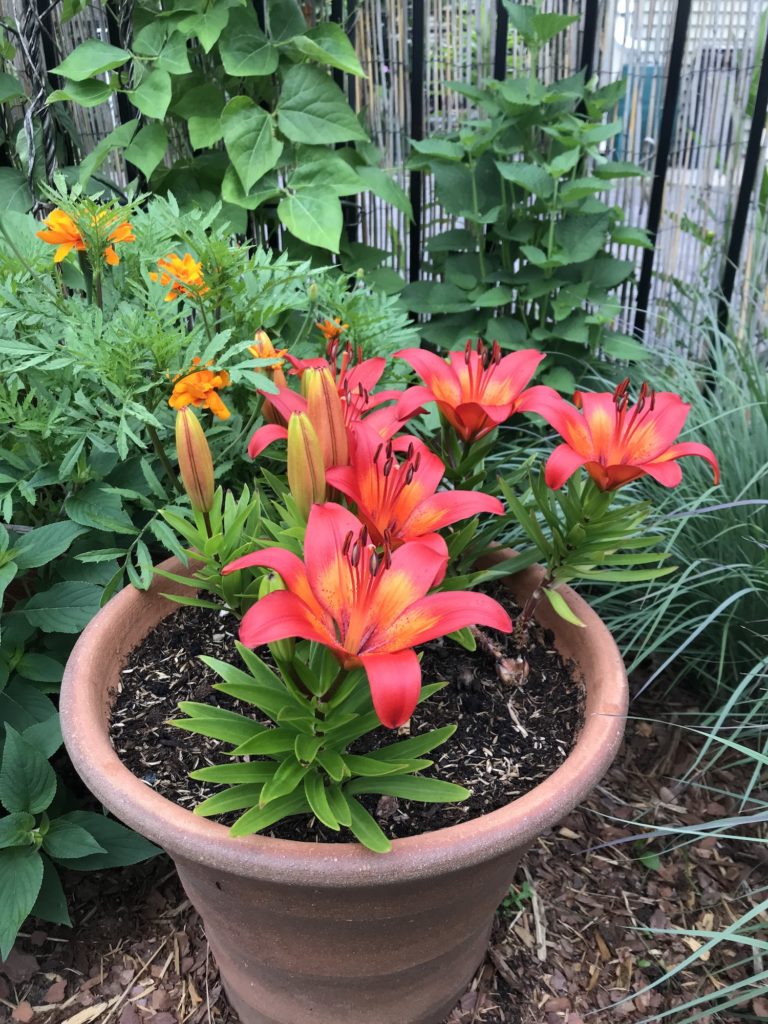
[3,705,761,1024]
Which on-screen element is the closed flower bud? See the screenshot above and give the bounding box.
[305,366,349,469]
[287,412,326,519]
[308,281,318,303]
[175,408,214,513]
[258,573,295,662]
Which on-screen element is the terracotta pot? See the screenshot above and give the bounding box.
[61,553,627,1024]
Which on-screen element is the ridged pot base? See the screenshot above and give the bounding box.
[61,555,627,1024]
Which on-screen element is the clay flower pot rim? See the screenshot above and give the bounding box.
[61,552,628,888]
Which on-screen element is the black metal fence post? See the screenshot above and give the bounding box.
[493,0,508,81]
[408,0,425,283]
[717,28,768,331]
[633,0,693,341]
[580,0,599,81]
[105,0,136,126]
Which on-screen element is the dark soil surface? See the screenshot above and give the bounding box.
[4,707,764,1023]
[110,590,583,841]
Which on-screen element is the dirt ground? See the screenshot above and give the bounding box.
[1,710,765,1024]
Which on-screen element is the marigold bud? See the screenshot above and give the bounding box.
[304,366,349,469]
[175,408,214,513]
[258,573,295,662]
[308,282,318,303]
[287,412,326,519]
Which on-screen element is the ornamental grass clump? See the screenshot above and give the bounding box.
[156,332,719,852]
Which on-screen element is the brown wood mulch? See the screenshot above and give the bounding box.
[2,709,766,1024]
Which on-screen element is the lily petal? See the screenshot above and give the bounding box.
[239,590,330,649]
[359,649,422,728]
[545,444,590,489]
[651,441,720,484]
[247,424,289,459]
[374,590,512,652]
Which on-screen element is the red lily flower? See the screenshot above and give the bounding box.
[540,380,720,491]
[395,341,556,442]
[222,503,512,728]
[327,424,504,551]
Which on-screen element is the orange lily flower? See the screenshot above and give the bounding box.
[169,357,231,421]
[327,424,503,552]
[36,207,135,266]
[540,380,720,491]
[150,253,208,302]
[395,341,556,443]
[223,503,512,727]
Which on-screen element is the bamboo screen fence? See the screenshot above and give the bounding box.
[3,0,767,350]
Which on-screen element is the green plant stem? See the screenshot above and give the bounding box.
[469,162,487,280]
[319,666,349,708]
[93,271,103,311]
[147,424,182,494]
[197,301,214,345]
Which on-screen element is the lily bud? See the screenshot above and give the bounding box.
[287,412,326,519]
[175,408,214,513]
[258,573,295,662]
[304,366,349,469]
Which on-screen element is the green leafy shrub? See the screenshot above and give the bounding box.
[403,1,651,391]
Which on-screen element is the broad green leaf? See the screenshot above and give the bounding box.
[326,784,352,825]
[0,562,18,608]
[51,40,130,81]
[221,166,281,209]
[132,21,166,58]
[157,31,192,75]
[355,166,412,219]
[548,149,581,177]
[78,119,138,185]
[43,819,106,860]
[0,811,34,849]
[0,726,56,814]
[277,65,367,145]
[178,5,231,52]
[287,155,362,197]
[409,138,464,161]
[32,855,70,926]
[278,189,342,252]
[219,8,278,76]
[189,762,277,784]
[22,582,102,634]
[124,123,168,178]
[65,482,138,535]
[0,168,33,215]
[554,213,609,263]
[267,0,307,42]
[195,783,264,817]
[0,72,24,104]
[0,846,43,959]
[174,84,226,149]
[11,521,86,572]
[303,770,339,830]
[531,11,579,44]
[48,78,113,107]
[347,775,471,802]
[129,69,172,120]
[222,98,283,193]
[594,159,646,179]
[344,795,390,852]
[230,790,309,837]
[612,225,653,248]
[51,811,159,870]
[496,161,552,197]
[290,24,365,77]
[542,586,586,627]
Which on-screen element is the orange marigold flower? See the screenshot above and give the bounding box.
[150,253,208,302]
[36,207,135,266]
[316,317,349,345]
[169,357,231,420]
[249,330,288,425]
